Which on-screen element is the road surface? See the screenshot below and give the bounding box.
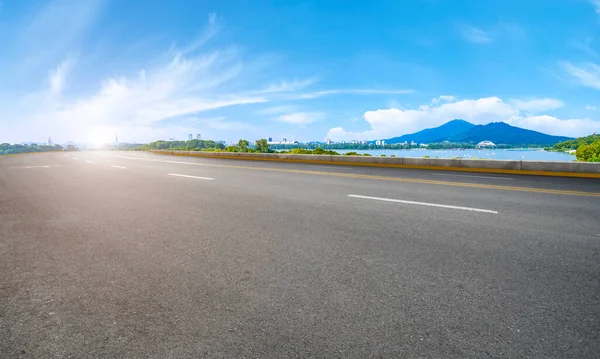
[1,151,599,358]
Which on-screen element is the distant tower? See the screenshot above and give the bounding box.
[188,134,193,141]
[48,137,53,146]
[326,138,332,145]
[268,137,272,142]
[196,134,201,140]
[115,135,119,145]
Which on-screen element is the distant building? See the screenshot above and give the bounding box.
[268,137,273,142]
[477,141,496,148]
[375,140,381,146]
[326,138,332,145]
[115,135,119,145]
[188,134,193,141]
[411,141,417,146]
[381,140,385,146]
[361,140,368,144]
[197,134,201,140]
[48,137,53,146]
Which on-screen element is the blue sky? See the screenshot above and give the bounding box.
[1,0,599,144]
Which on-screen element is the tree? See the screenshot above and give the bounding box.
[237,139,250,152]
[576,140,600,162]
[255,139,270,153]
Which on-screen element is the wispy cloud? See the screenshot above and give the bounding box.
[181,13,222,54]
[48,58,75,95]
[257,78,317,93]
[562,62,600,90]
[431,95,454,104]
[276,112,324,125]
[586,105,597,110]
[5,4,412,143]
[293,88,413,100]
[573,37,599,59]
[591,0,600,14]
[258,105,297,115]
[509,98,564,112]
[458,24,493,44]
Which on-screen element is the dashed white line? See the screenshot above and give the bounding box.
[348,194,498,214]
[85,160,94,163]
[168,173,215,181]
[73,157,78,160]
[110,165,126,169]
[431,173,514,180]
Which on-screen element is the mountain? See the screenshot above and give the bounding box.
[384,119,475,144]
[449,122,573,145]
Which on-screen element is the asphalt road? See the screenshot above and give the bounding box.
[1,151,599,358]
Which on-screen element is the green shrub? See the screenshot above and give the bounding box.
[576,140,600,162]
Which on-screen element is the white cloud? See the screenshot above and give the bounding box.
[326,96,599,141]
[258,78,316,93]
[182,13,221,54]
[276,112,323,125]
[293,88,413,100]
[592,0,600,13]
[257,105,296,115]
[48,58,74,95]
[509,98,564,112]
[431,95,454,104]
[562,62,600,90]
[586,105,597,110]
[458,25,493,43]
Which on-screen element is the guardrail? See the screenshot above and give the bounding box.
[149,150,600,178]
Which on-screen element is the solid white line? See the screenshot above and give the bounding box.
[168,173,215,181]
[110,165,126,169]
[347,194,498,214]
[432,173,513,180]
[11,165,51,169]
[85,160,94,163]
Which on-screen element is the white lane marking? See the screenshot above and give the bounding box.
[432,173,514,181]
[11,165,51,169]
[348,194,498,214]
[73,157,78,160]
[85,160,94,163]
[168,173,215,181]
[100,154,206,166]
[110,165,126,169]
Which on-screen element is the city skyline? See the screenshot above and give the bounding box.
[1,0,600,144]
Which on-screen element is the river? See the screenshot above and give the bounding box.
[335,149,576,161]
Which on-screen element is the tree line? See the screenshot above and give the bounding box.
[552,134,600,162]
[0,143,75,156]
[138,139,272,153]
